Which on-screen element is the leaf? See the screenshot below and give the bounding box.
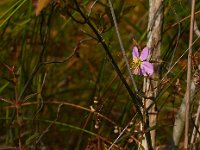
[35,0,51,16]
[25,132,40,145]
[0,82,9,93]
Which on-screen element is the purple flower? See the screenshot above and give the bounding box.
[131,46,154,76]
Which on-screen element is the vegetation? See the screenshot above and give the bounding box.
[0,0,200,149]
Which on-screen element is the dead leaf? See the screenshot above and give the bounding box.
[35,0,51,16]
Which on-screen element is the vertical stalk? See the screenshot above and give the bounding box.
[184,0,195,148]
[142,0,163,149]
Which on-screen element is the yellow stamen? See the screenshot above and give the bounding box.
[131,58,142,69]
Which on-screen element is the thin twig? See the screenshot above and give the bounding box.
[165,10,200,32]
[190,94,200,148]
[35,104,63,145]
[168,5,181,69]
[18,6,54,101]
[184,0,195,148]
[73,0,143,117]
[0,97,12,104]
[108,114,138,150]
[41,38,91,65]
[33,72,47,119]
[172,81,196,147]
[87,0,98,17]
[107,0,138,92]
[160,36,200,83]
[4,100,117,126]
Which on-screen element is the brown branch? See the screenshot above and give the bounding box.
[142,0,163,149]
[72,0,143,117]
[184,0,195,148]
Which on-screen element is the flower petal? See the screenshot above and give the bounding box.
[140,61,154,76]
[132,67,141,75]
[140,47,149,61]
[132,46,139,59]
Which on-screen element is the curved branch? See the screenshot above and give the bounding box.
[73,0,143,118]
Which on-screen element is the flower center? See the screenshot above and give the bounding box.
[131,58,142,69]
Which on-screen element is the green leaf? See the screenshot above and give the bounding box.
[25,132,40,145]
[0,82,9,93]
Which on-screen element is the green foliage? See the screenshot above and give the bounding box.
[0,0,200,149]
